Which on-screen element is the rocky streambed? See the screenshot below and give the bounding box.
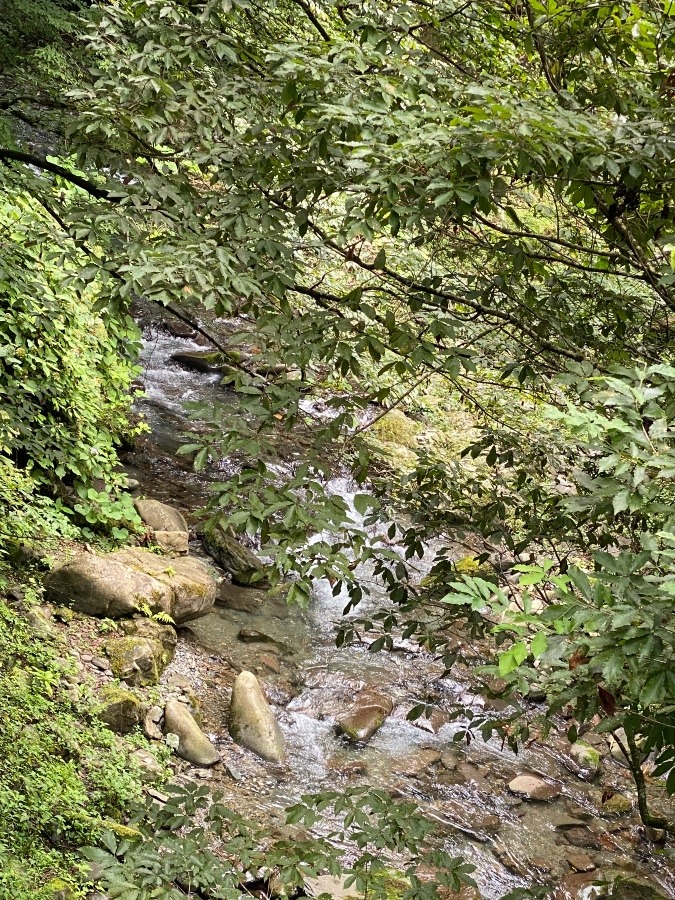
[45,316,675,900]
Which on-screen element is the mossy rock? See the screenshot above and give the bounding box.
[570,740,601,775]
[44,878,75,900]
[104,634,170,686]
[203,522,270,587]
[371,409,420,448]
[104,821,144,841]
[170,350,225,373]
[602,793,633,815]
[609,874,669,899]
[94,685,145,734]
[453,556,499,584]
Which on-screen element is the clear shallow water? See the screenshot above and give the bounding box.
[129,325,675,900]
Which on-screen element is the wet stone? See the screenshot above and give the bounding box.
[564,827,603,850]
[565,851,596,873]
[392,748,442,777]
[508,774,561,801]
[335,689,393,744]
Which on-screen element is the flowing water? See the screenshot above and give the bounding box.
[122,321,675,900]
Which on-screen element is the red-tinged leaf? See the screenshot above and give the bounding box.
[568,649,589,670]
[598,686,617,715]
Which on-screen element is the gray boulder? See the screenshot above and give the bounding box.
[335,689,393,743]
[134,500,189,555]
[45,553,171,619]
[203,522,270,587]
[164,699,220,766]
[46,549,216,624]
[134,498,188,534]
[228,670,285,762]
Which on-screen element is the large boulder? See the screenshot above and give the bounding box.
[164,699,220,766]
[335,689,393,744]
[203,522,270,587]
[114,548,217,623]
[228,670,285,762]
[45,549,216,624]
[45,553,172,619]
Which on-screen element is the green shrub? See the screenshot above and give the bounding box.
[0,585,146,900]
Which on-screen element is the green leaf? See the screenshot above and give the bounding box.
[531,632,548,658]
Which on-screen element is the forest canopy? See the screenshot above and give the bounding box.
[2,0,675,893]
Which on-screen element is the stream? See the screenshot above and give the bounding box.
[121,319,675,900]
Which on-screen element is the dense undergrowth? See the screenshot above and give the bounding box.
[0,574,148,900]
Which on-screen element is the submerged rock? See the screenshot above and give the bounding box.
[228,670,285,762]
[164,698,220,766]
[564,826,602,850]
[335,689,393,744]
[45,549,216,623]
[203,522,270,587]
[507,774,561,801]
[391,748,441,777]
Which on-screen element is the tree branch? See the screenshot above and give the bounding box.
[0,149,114,200]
